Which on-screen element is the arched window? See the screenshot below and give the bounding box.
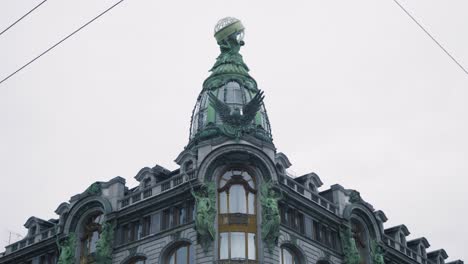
[166,243,193,264]
[125,256,146,264]
[218,169,257,261]
[143,178,151,188]
[184,161,194,172]
[280,247,299,264]
[80,212,103,264]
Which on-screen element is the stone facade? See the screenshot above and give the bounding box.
[0,18,463,264]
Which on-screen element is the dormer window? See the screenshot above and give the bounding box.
[29,226,37,237]
[308,183,316,192]
[439,256,444,264]
[420,245,426,257]
[276,164,285,175]
[185,161,194,172]
[399,232,406,245]
[143,178,151,188]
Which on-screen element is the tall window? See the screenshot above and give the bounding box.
[167,244,193,264]
[80,212,103,264]
[280,247,299,264]
[218,169,257,261]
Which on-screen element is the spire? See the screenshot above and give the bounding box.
[188,18,272,148]
[203,17,257,92]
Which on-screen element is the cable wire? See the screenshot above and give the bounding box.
[0,0,48,37]
[0,0,125,85]
[392,0,468,76]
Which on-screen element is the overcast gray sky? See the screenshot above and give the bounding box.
[1,0,467,261]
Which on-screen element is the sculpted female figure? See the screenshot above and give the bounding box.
[191,182,216,250]
[260,181,282,251]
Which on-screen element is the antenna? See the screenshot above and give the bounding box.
[6,230,23,244]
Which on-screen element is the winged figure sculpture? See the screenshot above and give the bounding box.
[208,90,264,127]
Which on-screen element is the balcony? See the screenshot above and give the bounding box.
[382,235,435,264]
[278,175,338,214]
[119,173,197,209]
[7,226,57,254]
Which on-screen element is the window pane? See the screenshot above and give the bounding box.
[248,233,256,260]
[231,232,246,259]
[190,244,195,264]
[229,185,246,213]
[220,233,228,259]
[247,179,255,189]
[179,207,186,224]
[282,248,294,264]
[150,212,160,234]
[176,246,188,264]
[89,231,99,253]
[219,191,227,214]
[220,179,227,187]
[247,193,255,214]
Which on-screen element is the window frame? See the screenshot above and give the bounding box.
[217,168,258,262]
[166,243,192,264]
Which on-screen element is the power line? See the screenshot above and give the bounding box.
[392,0,468,76]
[0,0,125,86]
[0,0,48,37]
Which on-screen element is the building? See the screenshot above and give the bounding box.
[0,17,463,264]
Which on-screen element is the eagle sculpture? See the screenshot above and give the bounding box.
[208,90,265,127]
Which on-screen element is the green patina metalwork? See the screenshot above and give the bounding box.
[57,233,76,264]
[85,182,102,196]
[203,18,256,92]
[207,90,265,141]
[188,18,273,147]
[191,182,216,251]
[340,227,360,264]
[260,181,282,252]
[371,239,385,264]
[95,222,115,264]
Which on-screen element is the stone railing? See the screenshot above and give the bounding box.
[382,235,434,264]
[7,227,57,254]
[119,171,197,209]
[278,175,338,214]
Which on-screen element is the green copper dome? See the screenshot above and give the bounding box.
[188,18,272,146]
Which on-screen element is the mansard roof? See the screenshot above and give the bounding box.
[294,172,323,189]
[134,164,172,182]
[385,224,410,236]
[428,249,449,260]
[407,237,430,248]
[447,261,464,264]
[23,217,54,229]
